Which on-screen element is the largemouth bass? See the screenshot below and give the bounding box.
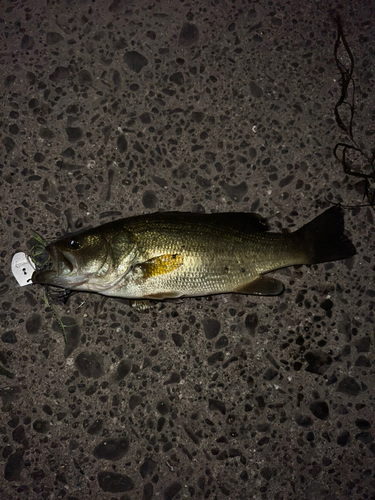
[32,207,355,300]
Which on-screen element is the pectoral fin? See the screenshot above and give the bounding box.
[140,254,183,279]
[234,276,284,296]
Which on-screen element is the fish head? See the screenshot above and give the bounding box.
[32,227,136,292]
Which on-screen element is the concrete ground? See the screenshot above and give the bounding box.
[1,0,374,499]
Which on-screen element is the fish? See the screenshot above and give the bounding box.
[32,206,356,300]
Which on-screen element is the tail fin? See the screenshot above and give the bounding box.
[296,207,356,264]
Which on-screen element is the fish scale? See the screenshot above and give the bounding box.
[32,208,356,301]
[121,226,302,298]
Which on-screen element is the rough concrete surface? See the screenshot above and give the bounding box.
[1,0,374,499]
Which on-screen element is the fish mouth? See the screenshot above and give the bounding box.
[32,243,79,287]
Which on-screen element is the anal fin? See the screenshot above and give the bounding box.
[233,276,284,296]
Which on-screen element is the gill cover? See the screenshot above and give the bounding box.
[32,226,136,292]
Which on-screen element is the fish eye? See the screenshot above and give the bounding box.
[69,239,80,250]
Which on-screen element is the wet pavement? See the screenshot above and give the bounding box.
[1,1,374,499]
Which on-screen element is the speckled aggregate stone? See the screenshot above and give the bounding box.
[1,1,375,499]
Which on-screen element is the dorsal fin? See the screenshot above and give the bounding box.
[202,212,269,233]
[233,276,285,296]
[140,212,270,233]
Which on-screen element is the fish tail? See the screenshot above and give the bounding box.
[296,206,356,264]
